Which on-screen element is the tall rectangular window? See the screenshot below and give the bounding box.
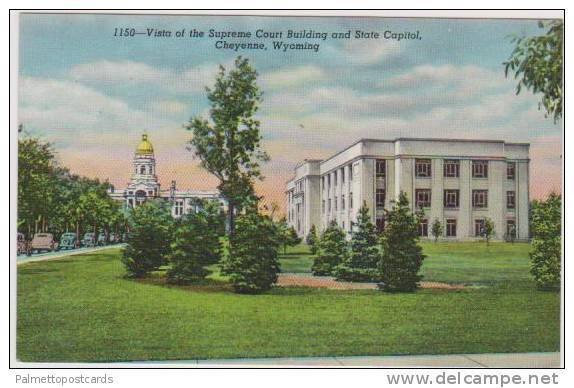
[507,162,516,180]
[474,219,485,237]
[446,219,457,237]
[415,189,431,208]
[327,175,331,190]
[349,192,353,209]
[376,189,386,208]
[334,171,337,186]
[444,189,460,208]
[376,159,386,178]
[334,196,338,211]
[507,191,516,209]
[175,200,184,216]
[415,159,432,177]
[341,167,345,184]
[418,219,428,237]
[341,195,345,210]
[328,199,331,213]
[444,159,460,177]
[472,160,489,178]
[322,200,325,214]
[472,190,488,208]
[349,164,353,181]
[506,220,517,239]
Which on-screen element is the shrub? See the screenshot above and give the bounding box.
[530,193,561,289]
[277,217,302,254]
[312,220,347,276]
[431,219,442,243]
[167,202,224,284]
[335,202,380,282]
[222,211,281,294]
[306,224,319,255]
[122,200,173,278]
[483,218,495,245]
[378,192,425,292]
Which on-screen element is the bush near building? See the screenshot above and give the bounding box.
[306,224,319,255]
[222,210,281,294]
[122,200,174,278]
[312,220,348,276]
[530,193,561,290]
[378,192,426,292]
[335,202,381,282]
[167,203,224,284]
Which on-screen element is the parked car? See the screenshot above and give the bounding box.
[17,233,30,256]
[30,233,58,253]
[97,233,107,246]
[59,232,78,250]
[82,232,96,247]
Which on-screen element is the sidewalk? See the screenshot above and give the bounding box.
[16,244,124,264]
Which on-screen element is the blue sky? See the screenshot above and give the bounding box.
[18,13,562,206]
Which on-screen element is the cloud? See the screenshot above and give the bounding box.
[260,65,327,89]
[342,39,401,65]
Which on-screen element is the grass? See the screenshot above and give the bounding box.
[17,244,560,363]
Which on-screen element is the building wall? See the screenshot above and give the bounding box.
[286,138,530,241]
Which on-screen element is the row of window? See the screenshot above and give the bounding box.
[322,193,355,214]
[415,189,516,209]
[418,219,517,238]
[414,159,516,179]
[322,164,355,190]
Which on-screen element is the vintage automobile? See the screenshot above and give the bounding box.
[30,233,58,253]
[97,233,107,246]
[82,232,96,247]
[59,232,78,250]
[17,232,30,256]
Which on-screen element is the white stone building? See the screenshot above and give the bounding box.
[286,138,530,241]
[108,134,223,217]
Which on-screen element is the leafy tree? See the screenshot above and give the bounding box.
[335,202,380,282]
[186,56,269,235]
[221,210,281,294]
[312,220,348,276]
[277,218,301,254]
[431,219,442,243]
[167,207,223,284]
[504,20,563,122]
[530,193,561,289]
[306,224,319,255]
[378,192,425,292]
[483,218,495,246]
[122,200,174,278]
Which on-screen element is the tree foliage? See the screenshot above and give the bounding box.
[277,217,301,254]
[335,202,381,282]
[221,210,281,294]
[312,220,348,276]
[483,218,495,246]
[306,224,319,255]
[186,56,269,235]
[530,193,561,289]
[431,219,442,243]
[378,192,425,292]
[122,200,174,278]
[504,20,563,122]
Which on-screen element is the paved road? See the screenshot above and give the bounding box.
[16,244,124,264]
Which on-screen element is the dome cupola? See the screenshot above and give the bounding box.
[135,133,154,155]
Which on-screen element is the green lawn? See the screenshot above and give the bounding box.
[17,244,560,363]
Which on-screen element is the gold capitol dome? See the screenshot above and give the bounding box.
[135,133,154,155]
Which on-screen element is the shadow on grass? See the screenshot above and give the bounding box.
[132,273,234,294]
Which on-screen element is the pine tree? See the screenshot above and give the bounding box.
[335,202,381,282]
[222,210,281,294]
[167,203,224,284]
[312,220,348,276]
[122,200,174,278]
[431,219,442,243]
[277,217,301,254]
[483,218,495,246]
[306,224,319,255]
[378,192,425,292]
[530,193,561,289]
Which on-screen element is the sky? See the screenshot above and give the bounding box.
[18,13,563,211]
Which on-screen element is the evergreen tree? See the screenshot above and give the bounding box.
[483,218,495,246]
[378,192,425,292]
[306,224,319,255]
[277,217,301,254]
[167,204,223,284]
[335,202,381,282]
[312,220,348,276]
[431,219,442,243]
[530,193,561,289]
[122,200,174,278]
[222,210,281,294]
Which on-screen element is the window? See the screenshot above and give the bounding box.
[334,172,337,186]
[444,160,460,177]
[349,192,353,209]
[322,200,325,214]
[446,219,457,237]
[472,160,488,178]
[507,162,516,180]
[444,190,460,208]
[334,196,338,211]
[418,219,428,237]
[507,191,516,209]
[342,221,345,231]
[415,189,431,208]
[341,195,345,210]
[415,159,432,177]
[341,168,345,184]
[327,175,331,190]
[328,199,331,213]
[376,217,385,233]
[475,219,485,237]
[140,165,146,174]
[506,220,517,239]
[376,159,386,178]
[175,200,184,216]
[349,165,353,181]
[376,189,386,208]
[472,190,488,208]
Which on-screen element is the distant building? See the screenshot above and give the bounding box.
[286,138,529,241]
[108,134,224,217]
